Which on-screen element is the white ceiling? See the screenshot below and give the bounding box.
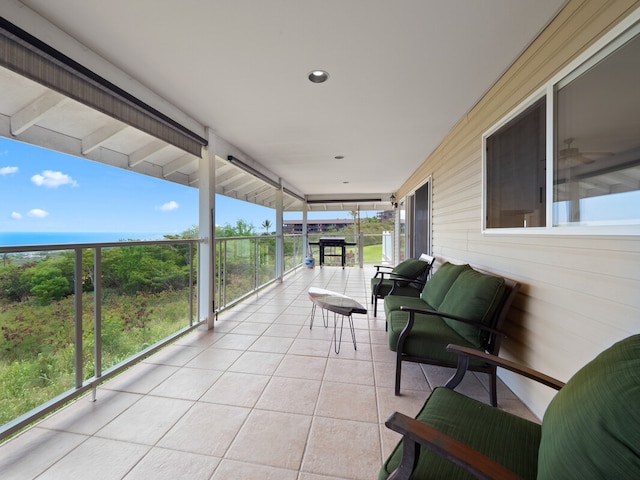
[2,0,566,211]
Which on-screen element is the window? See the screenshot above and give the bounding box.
[554,32,640,227]
[484,18,640,234]
[485,97,546,229]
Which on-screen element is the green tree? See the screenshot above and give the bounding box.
[30,267,70,304]
[217,219,256,237]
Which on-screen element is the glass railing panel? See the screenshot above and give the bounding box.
[96,242,196,373]
[283,234,303,272]
[217,237,257,307]
[257,236,276,285]
[0,248,77,426]
[0,239,198,437]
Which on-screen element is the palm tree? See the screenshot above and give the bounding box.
[261,219,272,235]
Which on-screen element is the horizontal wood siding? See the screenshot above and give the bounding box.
[398,0,640,417]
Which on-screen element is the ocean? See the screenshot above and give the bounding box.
[0,232,168,247]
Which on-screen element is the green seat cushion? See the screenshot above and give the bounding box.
[538,334,640,479]
[437,269,506,348]
[383,294,435,316]
[379,387,541,480]
[387,310,479,366]
[420,262,470,310]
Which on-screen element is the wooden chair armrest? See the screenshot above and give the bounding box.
[385,412,524,480]
[445,344,565,391]
[399,306,505,337]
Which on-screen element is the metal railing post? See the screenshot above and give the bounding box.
[74,248,83,389]
[93,247,102,401]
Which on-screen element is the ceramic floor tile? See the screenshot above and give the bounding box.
[273,355,327,381]
[211,459,298,480]
[37,437,149,480]
[123,447,219,480]
[288,338,331,357]
[274,313,309,325]
[262,323,302,338]
[37,389,141,435]
[230,322,271,335]
[302,417,381,480]
[226,409,311,470]
[185,347,243,370]
[200,371,270,407]
[142,343,204,366]
[245,312,280,323]
[96,395,193,445]
[248,335,295,353]
[149,367,223,400]
[101,362,179,394]
[323,358,374,386]
[228,351,284,375]
[376,386,430,423]
[315,382,378,423]
[255,376,321,415]
[210,332,259,350]
[158,402,250,456]
[374,360,429,391]
[173,327,224,348]
[0,428,87,480]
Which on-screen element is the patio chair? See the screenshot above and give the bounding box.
[380,335,640,479]
[370,254,435,317]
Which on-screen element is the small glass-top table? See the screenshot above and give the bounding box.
[308,287,367,353]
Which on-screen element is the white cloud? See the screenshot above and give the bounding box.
[31,170,78,188]
[159,200,179,211]
[0,166,18,175]
[11,211,22,219]
[28,209,49,218]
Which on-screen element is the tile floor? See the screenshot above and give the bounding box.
[0,266,538,480]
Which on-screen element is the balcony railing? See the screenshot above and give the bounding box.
[0,231,390,440]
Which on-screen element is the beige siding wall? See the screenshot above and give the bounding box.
[397,0,640,417]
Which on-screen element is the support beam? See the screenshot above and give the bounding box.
[163,154,197,178]
[11,91,67,135]
[82,122,127,154]
[128,139,167,167]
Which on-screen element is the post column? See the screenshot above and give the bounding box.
[199,128,216,329]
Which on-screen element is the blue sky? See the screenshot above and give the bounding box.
[0,137,361,236]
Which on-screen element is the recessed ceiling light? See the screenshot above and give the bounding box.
[308,70,329,83]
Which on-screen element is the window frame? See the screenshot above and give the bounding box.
[482,12,640,236]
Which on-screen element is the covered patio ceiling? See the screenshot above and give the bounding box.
[0,0,566,212]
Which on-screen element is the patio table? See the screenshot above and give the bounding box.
[308,287,367,353]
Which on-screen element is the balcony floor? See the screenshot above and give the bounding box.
[0,266,538,480]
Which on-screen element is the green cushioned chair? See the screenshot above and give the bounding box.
[386,263,520,405]
[380,335,640,480]
[371,254,435,317]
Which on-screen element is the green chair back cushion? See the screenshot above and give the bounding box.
[437,269,506,348]
[420,262,470,310]
[392,258,430,279]
[538,334,640,479]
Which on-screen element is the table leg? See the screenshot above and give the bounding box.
[332,313,357,354]
[310,303,329,329]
